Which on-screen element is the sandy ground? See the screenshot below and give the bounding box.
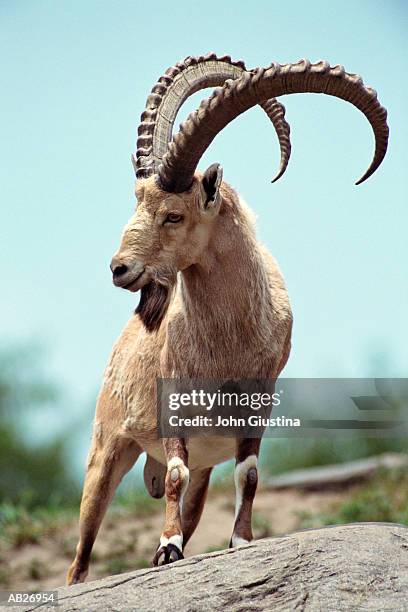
[1,483,354,591]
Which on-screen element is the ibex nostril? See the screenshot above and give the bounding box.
[112,264,128,277]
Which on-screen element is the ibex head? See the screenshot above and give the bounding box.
[110,163,223,331]
[111,54,389,331]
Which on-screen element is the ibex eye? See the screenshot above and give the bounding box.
[165,213,183,224]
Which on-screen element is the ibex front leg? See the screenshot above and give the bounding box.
[67,433,141,584]
[153,438,189,566]
[230,438,260,547]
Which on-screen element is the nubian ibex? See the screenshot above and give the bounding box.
[68,54,388,583]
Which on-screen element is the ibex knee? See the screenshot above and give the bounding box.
[166,457,189,500]
[246,466,258,487]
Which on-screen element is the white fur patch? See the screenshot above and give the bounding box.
[167,457,184,469]
[234,455,258,520]
[231,535,251,547]
[159,533,183,551]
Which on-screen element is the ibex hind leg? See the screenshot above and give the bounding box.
[230,438,261,548]
[67,435,141,585]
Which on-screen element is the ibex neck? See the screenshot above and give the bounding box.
[180,198,270,339]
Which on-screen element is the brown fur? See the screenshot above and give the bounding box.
[67,172,293,583]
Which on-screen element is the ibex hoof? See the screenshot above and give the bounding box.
[66,564,88,585]
[153,543,184,566]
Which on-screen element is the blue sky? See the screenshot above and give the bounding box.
[1,0,407,425]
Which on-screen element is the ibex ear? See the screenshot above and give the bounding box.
[199,163,223,212]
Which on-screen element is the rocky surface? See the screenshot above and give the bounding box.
[11,523,408,612]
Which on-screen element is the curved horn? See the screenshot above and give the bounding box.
[134,53,291,183]
[158,59,389,192]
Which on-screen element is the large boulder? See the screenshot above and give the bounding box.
[12,523,408,611]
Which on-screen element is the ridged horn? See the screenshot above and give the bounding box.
[134,53,291,184]
[158,59,388,192]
